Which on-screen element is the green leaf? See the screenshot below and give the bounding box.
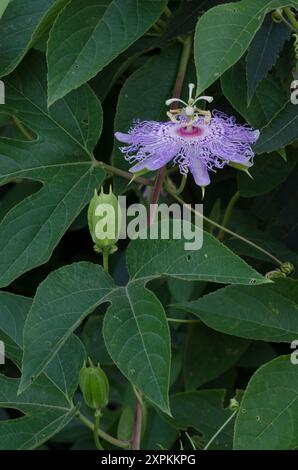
[89,30,165,103]
[0,291,85,449]
[195,0,298,94]
[81,316,112,365]
[184,323,249,390]
[234,356,298,449]
[226,227,298,268]
[0,52,106,287]
[246,15,290,103]
[0,375,76,450]
[0,291,31,364]
[20,221,266,413]
[254,102,298,154]
[19,262,114,395]
[142,408,178,450]
[47,0,168,105]
[45,335,85,400]
[0,0,10,19]
[178,279,298,343]
[0,181,40,223]
[126,221,268,285]
[238,342,277,369]
[0,0,68,77]
[221,60,287,128]
[103,281,171,414]
[169,390,236,449]
[0,291,85,400]
[238,148,297,197]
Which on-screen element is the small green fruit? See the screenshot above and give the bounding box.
[88,186,121,253]
[79,360,109,411]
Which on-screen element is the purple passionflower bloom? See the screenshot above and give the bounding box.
[115,84,259,189]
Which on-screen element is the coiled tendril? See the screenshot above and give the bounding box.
[293,33,298,60]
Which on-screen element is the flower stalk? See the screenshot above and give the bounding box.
[76,411,130,449]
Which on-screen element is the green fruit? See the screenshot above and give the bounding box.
[79,360,109,410]
[88,186,121,252]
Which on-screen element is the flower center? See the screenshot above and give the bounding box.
[176,125,205,138]
[165,84,214,126]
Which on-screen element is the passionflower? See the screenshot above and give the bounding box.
[115,84,260,190]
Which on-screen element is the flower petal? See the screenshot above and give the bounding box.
[130,151,175,173]
[115,132,132,144]
[190,157,210,187]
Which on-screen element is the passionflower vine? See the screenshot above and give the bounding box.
[115,84,260,191]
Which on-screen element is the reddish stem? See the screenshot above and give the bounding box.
[131,395,142,450]
[147,166,167,225]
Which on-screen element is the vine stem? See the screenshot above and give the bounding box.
[167,317,200,324]
[76,411,130,449]
[218,191,240,242]
[148,34,193,225]
[96,161,154,186]
[203,410,237,450]
[12,114,154,187]
[166,188,283,266]
[147,166,167,224]
[102,249,109,273]
[93,411,103,450]
[131,389,143,450]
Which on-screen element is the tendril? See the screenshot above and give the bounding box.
[293,33,298,60]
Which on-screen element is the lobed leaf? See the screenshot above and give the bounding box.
[47,0,168,105]
[0,52,105,287]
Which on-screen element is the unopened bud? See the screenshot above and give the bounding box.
[79,359,109,410]
[88,186,121,253]
[280,261,295,276]
[229,397,239,412]
[265,270,286,280]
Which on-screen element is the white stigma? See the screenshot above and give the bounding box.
[165,98,188,107]
[165,84,214,126]
[188,83,195,103]
[193,95,214,105]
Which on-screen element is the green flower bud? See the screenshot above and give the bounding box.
[265,270,286,280]
[280,261,295,276]
[88,186,121,253]
[229,397,239,412]
[79,360,109,411]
